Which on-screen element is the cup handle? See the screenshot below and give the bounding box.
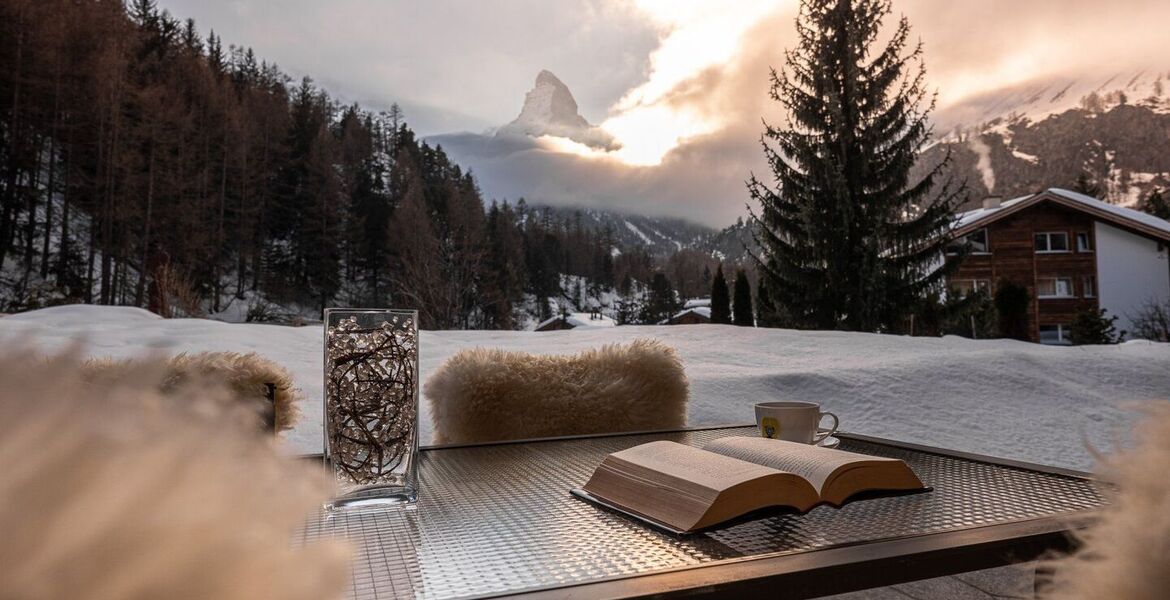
[813,412,839,443]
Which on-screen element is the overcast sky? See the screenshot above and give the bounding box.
[159,0,1170,226]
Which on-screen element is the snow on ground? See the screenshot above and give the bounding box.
[3,305,1169,470]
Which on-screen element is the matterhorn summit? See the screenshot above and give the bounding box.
[497,70,617,150]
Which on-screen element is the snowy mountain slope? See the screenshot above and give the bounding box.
[4,304,1168,470]
[929,68,1170,209]
[531,204,716,256]
[934,68,1170,137]
[528,204,760,264]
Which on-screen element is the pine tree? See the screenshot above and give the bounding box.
[1072,172,1102,198]
[127,0,159,28]
[1068,308,1123,345]
[732,269,754,326]
[755,271,784,327]
[1143,188,1170,221]
[641,272,678,324]
[748,0,963,332]
[994,279,1030,341]
[710,265,731,324]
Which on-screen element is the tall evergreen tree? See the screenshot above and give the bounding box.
[641,272,678,324]
[710,265,731,324]
[1144,188,1170,221]
[755,271,784,327]
[994,279,1030,341]
[732,268,754,326]
[1072,172,1102,198]
[748,0,963,332]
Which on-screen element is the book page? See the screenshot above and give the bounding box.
[703,436,898,494]
[608,440,782,492]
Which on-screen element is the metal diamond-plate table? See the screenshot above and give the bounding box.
[298,427,1104,599]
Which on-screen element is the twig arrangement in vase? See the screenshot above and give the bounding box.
[323,309,419,508]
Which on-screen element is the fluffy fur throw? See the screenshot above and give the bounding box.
[82,351,302,432]
[1043,403,1170,600]
[0,349,349,600]
[425,338,688,444]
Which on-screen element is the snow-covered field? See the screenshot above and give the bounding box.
[3,305,1169,470]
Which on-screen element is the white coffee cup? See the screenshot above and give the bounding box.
[754,401,839,444]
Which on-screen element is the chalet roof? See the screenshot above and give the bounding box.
[683,298,711,309]
[659,306,712,324]
[533,312,617,331]
[954,188,1170,242]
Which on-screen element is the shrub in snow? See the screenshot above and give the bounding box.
[1129,300,1170,342]
[940,290,997,340]
[1068,309,1124,346]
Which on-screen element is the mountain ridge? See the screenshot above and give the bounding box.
[495,69,617,150]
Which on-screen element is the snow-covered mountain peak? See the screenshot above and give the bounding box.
[497,70,618,150]
[533,68,565,90]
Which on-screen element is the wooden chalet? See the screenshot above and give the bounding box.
[666,307,712,325]
[948,188,1170,344]
[533,311,617,332]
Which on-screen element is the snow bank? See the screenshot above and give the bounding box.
[3,305,1169,470]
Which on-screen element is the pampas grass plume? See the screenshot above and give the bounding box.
[0,348,349,600]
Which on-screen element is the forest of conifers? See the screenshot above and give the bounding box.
[0,0,705,328]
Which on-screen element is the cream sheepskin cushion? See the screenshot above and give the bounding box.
[425,338,688,445]
[1043,403,1170,600]
[82,351,303,432]
[0,349,349,600]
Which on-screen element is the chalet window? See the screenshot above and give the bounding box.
[951,279,990,297]
[1034,232,1069,253]
[1076,232,1093,252]
[966,228,989,253]
[946,228,989,255]
[1036,277,1073,298]
[1039,324,1071,345]
[1083,276,1096,298]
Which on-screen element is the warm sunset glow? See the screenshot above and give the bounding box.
[620,0,785,108]
[936,53,1046,107]
[545,0,789,167]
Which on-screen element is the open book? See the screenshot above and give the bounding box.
[573,436,925,534]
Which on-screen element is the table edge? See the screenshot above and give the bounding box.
[299,424,1095,480]
[490,509,1097,600]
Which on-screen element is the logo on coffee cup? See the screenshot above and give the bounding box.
[761,417,780,439]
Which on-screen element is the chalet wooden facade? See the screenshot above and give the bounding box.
[533,311,617,332]
[948,189,1170,344]
[666,307,712,325]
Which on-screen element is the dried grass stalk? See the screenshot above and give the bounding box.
[0,348,350,600]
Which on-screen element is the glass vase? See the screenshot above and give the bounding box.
[323,308,419,508]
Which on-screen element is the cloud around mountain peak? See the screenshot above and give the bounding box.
[496,70,619,151]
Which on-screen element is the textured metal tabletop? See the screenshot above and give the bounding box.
[298,427,1103,600]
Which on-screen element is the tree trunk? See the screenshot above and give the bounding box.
[100,69,125,305]
[41,128,56,279]
[134,133,155,306]
[251,123,269,291]
[21,138,44,287]
[0,19,26,272]
[214,147,227,312]
[41,61,62,279]
[236,143,248,296]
